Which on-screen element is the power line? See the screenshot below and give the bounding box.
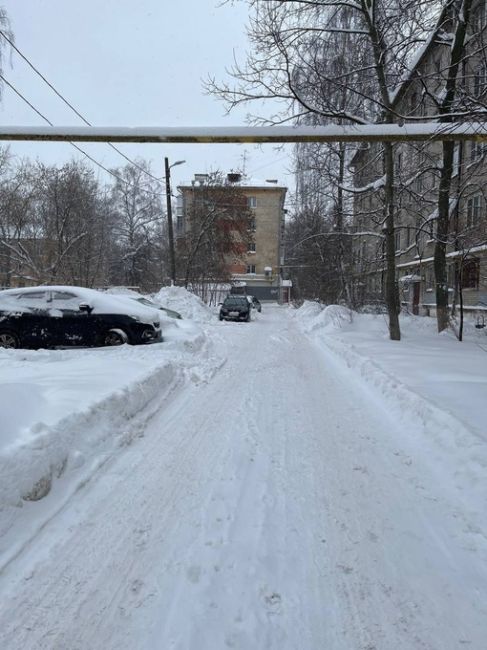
[0,72,164,198]
[0,29,294,186]
[0,29,164,185]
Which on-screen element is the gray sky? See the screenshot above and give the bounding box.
[0,0,292,191]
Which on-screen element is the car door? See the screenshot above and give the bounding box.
[11,290,54,346]
[50,290,96,346]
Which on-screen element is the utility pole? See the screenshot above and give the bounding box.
[165,157,176,284]
[164,158,185,285]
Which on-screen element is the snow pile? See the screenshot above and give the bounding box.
[295,305,487,444]
[290,300,323,328]
[153,285,214,322]
[293,301,353,333]
[0,317,224,569]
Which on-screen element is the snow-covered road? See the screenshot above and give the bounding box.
[1,307,486,649]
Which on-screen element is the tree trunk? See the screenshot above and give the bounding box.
[336,144,352,305]
[383,142,401,340]
[434,140,454,332]
[458,272,464,342]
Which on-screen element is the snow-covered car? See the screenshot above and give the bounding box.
[128,296,183,320]
[219,296,251,322]
[101,288,183,320]
[246,295,262,312]
[0,286,162,349]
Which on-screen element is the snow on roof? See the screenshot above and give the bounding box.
[398,274,422,283]
[178,176,287,190]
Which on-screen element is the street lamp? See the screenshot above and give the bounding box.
[164,157,185,285]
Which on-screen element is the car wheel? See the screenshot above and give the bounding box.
[103,328,129,346]
[0,331,20,349]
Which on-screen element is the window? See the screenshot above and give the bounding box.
[15,291,47,300]
[406,226,411,247]
[246,264,256,274]
[466,194,482,228]
[461,258,480,289]
[247,196,257,209]
[12,290,49,308]
[52,291,77,300]
[248,242,256,253]
[248,217,256,231]
[474,65,487,97]
[470,140,484,163]
[395,231,401,251]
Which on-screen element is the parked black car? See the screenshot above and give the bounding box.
[219,296,251,322]
[0,286,162,349]
[247,295,262,312]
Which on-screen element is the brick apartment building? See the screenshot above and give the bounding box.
[177,174,287,301]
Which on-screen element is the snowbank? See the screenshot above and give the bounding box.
[294,303,487,445]
[293,302,353,333]
[153,285,215,322]
[0,292,224,569]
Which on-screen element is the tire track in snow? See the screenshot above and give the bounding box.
[0,308,486,649]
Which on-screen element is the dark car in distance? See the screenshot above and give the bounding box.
[219,296,251,322]
[247,295,262,312]
[0,286,163,349]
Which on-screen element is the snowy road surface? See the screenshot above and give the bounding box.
[1,307,486,649]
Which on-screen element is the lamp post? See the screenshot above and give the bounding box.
[164,157,185,285]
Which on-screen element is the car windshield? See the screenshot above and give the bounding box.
[224,297,247,306]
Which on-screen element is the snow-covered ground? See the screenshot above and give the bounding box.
[0,295,486,649]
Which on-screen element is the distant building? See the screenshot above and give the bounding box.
[177,173,287,301]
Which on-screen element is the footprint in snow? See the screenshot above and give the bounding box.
[262,590,282,615]
[186,565,202,584]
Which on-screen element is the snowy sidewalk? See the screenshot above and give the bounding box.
[293,304,487,441]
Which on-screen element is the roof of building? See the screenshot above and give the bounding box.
[178,175,287,191]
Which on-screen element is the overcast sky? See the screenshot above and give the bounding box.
[0,0,293,192]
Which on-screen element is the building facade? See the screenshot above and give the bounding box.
[350,2,487,319]
[177,174,287,301]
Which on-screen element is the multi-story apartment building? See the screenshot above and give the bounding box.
[177,173,287,301]
[351,2,487,318]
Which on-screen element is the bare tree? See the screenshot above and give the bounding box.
[0,8,13,99]
[178,173,253,289]
[109,162,163,291]
[207,0,439,340]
